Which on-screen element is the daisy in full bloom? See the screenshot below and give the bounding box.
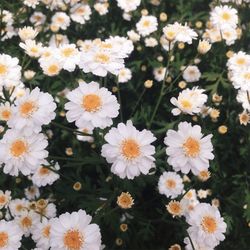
[117,0,141,12]
[19,39,43,58]
[136,15,158,37]
[50,209,102,250]
[65,81,120,129]
[70,3,92,24]
[158,172,184,199]
[18,26,38,41]
[182,65,201,83]
[0,190,11,209]
[31,219,51,250]
[164,122,214,175]
[0,220,23,249]
[186,203,227,248]
[153,67,167,82]
[31,161,60,187]
[101,120,156,179]
[7,87,57,135]
[56,44,80,72]
[51,12,71,30]
[227,51,250,71]
[0,129,48,176]
[0,53,21,88]
[210,5,238,30]
[94,2,109,15]
[231,67,250,91]
[30,12,46,26]
[118,68,132,83]
[40,56,63,76]
[170,87,207,116]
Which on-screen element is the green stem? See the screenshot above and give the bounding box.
[51,121,89,136]
[187,234,196,250]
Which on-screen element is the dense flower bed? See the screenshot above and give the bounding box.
[0,0,250,249]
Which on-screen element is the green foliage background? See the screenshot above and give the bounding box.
[1,0,250,249]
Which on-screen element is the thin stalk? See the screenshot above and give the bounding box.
[187,234,196,250]
[51,121,89,136]
[130,88,146,117]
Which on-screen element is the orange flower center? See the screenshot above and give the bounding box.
[42,225,51,238]
[48,64,59,75]
[0,232,8,248]
[121,139,140,160]
[19,101,37,117]
[143,20,150,27]
[237,58,246,65]
[1,110,11,120]
[0,64,7,75]
[183,137,200,157]
[222,12,231,21]
[0,195,6,205]
[10,140,28,157]
[39,167,50,176]
[21,216,32,228]
[201,216,217,233]
[82,94,102,112]
[165,179,176,189]
[63,229,84,250]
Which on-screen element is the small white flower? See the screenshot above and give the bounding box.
[183,65,201,82]
[118,68,132,83]
[70,3,92,24]
[136,15,158,37]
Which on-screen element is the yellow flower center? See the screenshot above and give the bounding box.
[183,137,200,157]
[201,216,217,233]
[30,47,39,53]
[222,12,231,21]
[143,20,150,27]
[42,225,50,238]
[165,179,176,189]
[1,110,11,121]
[180,99,192,109]
[244,72,250,80]
[82,94,102,112]
[10,140,28,157]
[95,53,110,63]
[0,195,6,205]
[0,64,7,75]
[48,64,59,75]
[236,58,246,65]
[39,167,50,176]
[62,48,75,57]
[63,229,84,250]
[0,232,8,248]
[21,216,32,229]
[19,101,37,117]
[121,139,140,160]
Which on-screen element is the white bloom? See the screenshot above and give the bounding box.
[30,12,46,26]
[184,236,214,250]
[153,67,166,82]
[221,27,238,45]
[24,0,40,8]
[0,129,48,176]
[56,44,80,72]
[236,90,250,111]
[31,219,51,250]
[164,122,214,175]
[50,209,102,250]
[187,203,227,248]
[210,5,238,30]
[170,87,207,116]
[0,220,23,249]
[136,15,158,37]
[94,3,109,15]
[0,54,21,89]
[32,161,60,187]
[145,37,158,47]
[40,56,63,76]
[0,190,11,209]
[118,68,132,83]
[9,198,29,217]
[117,0,141,12]
[183,65,201,82]
[24,185,40,200]
[51,12,71,30]
[101,120,156,179]
[18,26,38,41]
[65,81,119,129]
[19,39,43,58]
[231,67,250,91]
[70,3,92,24]
[158,172,184,198]
[76,122,94,142]
[8,87,56,135]
[127,30,140,42]
[227,51,250,71]
[0,102,13,122]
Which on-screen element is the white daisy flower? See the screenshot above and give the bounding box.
[30,12,46,26]
[24,185,40,200]
[127,30,140,42]
[183,65,201,83]
[9,198,29,217]
[153,67,167,82]
[50,209,102,250]
[117,0,141,12]
[31,161,60,187]
[19,39,43,58]
[118,68,132,83]
[0,53,21,89]
[231,67,250,91]
[70,3,92,24]
[18,26,38,41]
[0,190,11,209]
[145,37,158,47]
[7,87,56,135]
[65,81,120,129]
[170,87,207,116]
[158,171,184,199]
[187,203,227,248]
[0,220,23,249]
[210,5,238,30]
[227,51,250,71]
[40,56,63,76]
[56,44,80,72]
[136,15,158,37]
[35,201,57,219]
[31,219,51,250]
[94,3,109,15]
[184,236,214,250]
[236,90,250,111]
[51,12,71,30]
[24,0,40,8]
[164,122,214,175]
[0,129,48,176]
[101,120,156,179]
